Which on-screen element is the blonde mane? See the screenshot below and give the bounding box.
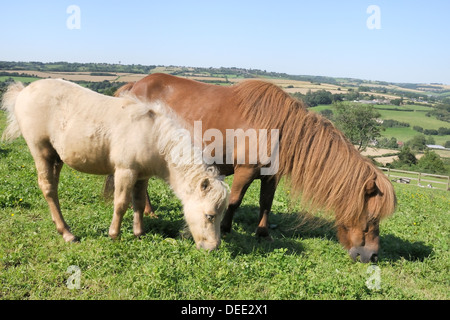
[232,80,396,225]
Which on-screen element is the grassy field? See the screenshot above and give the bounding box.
[0,111,449,300]
[378,167,449,190]
[310,104,450,146]
[374,105,450,146]
[0,76,39,84]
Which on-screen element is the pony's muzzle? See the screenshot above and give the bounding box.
[349,247,378,263]
[196,239,221,251]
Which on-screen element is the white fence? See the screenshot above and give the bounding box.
[379,167,449,191]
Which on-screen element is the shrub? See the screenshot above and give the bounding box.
[405,134,428,151]
[437,127,450,136]
[413,126,423,133]
[382,120,410,128]
[423,129,438,136]
[416,150,446,174]
[396,147,418,166]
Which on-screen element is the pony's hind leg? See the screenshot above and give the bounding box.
[132,179,149,238]
[108,169,137,239]
[144,191,157,217]
[34,149,76,242]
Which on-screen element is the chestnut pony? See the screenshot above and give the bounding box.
[111,73,396,263]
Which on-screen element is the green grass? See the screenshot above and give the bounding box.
[0,112,449,300]
[0,76,40,83]
[374,105,450,145]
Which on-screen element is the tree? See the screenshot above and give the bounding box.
[413,125,423,133]
[390,147,417,169]
[416,150,445,174]
[405,134,427,151]
[426,136,436,145]
[387,137,398,149]
[314,90,333,105]
[376,137,398,149]
[299,90,333,107]
[423,129,438,136]
[320,109,333,120]
[437,127,450,136]
[397,147,417,166]
[391,98,402,106]
[333,102,382,151]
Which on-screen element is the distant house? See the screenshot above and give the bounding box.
[356,99,391,105]
[426,144,448,150]
[357,100,378,104]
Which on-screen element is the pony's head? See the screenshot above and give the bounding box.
[335,173,396,263]
[150,100,230,251]
[182,176,229,251]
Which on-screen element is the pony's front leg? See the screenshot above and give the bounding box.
[221,166,256,234]
[109,169,136,239]
[256,175,279,241]
[132,179,148,238]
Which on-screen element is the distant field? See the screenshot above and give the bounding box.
[374,106,442,128]
[2,71,449,146]
[0,76,39,83]
[0,70,149,83]
[310,104,450,146]
[0,70,348,94]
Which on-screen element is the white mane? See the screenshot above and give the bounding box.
[120,93,229,205]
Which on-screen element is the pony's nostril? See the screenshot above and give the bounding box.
[370,253,378,263]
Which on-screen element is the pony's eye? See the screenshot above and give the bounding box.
[205,214,215,222]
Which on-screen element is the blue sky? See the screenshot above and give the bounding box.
[1,0,449,84]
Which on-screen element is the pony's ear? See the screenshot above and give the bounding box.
[365,178,377,195]
[200,178,210,193]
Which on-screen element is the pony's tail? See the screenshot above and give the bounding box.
[1,82,25,142]
[114,82,136,97]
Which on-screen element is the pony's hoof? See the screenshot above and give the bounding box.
[63,233,78,243]
[109,232,120,241]
[134,231,146,239]
[256,227,273,242]
[259,235,274,242]
[70,237,80,243]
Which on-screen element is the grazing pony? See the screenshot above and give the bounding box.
[1,79,229,250]
[111,73,396,263]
